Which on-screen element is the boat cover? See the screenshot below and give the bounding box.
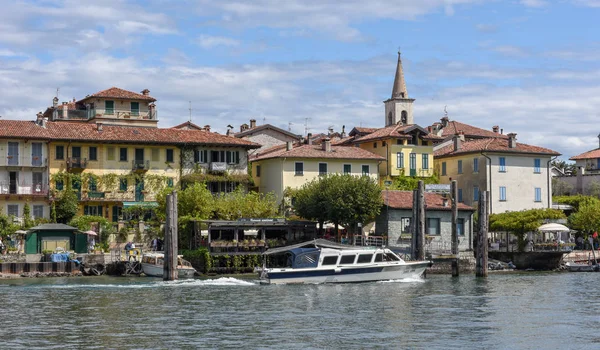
[263,239,356,255]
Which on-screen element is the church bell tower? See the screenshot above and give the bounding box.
[384,51,415,126]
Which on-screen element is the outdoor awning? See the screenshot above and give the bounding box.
[538,223,571,232]
[244,229,259,235]
[122,201,158,208]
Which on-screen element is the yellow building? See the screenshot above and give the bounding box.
[251,139,384,204]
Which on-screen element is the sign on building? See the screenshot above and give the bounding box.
[425,184,451,192]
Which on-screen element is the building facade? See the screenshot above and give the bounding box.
[235,119,302,155]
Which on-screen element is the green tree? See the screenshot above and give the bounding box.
[54,189,79,223]
[553,195,600,212]
[390,173,439,191]
[490,208,566,251]
[568,203,600,235]
[22,202,35,229]
[213,187,279,220]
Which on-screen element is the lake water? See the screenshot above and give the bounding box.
[1,272,598,349]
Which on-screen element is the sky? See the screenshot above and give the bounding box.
[0,0,599,160]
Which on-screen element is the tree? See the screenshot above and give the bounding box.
[553,195,600,212]
[22,202,35,229]
[552,178,573,196]
[389,173,438,191]
[293,174,383,236]
[213,187,278,220]
[54,189,79,223]
[569,203,600,236]
[490,208,566,251]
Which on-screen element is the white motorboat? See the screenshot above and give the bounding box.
[141,252,197,278]
[257,239,432,285]
[565,261,600,272]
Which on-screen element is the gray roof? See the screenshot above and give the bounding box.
[263,239,358,255]
[28,223,79,231]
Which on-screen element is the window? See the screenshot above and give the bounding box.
[7,204,18,217]
[211,150,226,162]
[457,218,465,236]
[84,205,103,216]
[534,158,541,174]
[458,189,463,203]
[397,152,404,169]
[256,165,261,177]
[107,147,115,161]
[397,139,402,145]
[319,163,328,176]
[56,180,64,191]
[458,160,463,174]
[340,255,355,264]
[105,100,114,115]
[474,186,480,201]
[33,205,44,219]
[422,154,429,170]
[194,149,208,163]
[442,162,447,176]
[401,217,411,233]
[499,157,506,172]
[373,142,377,149]
[55,145,64,160]
[226,151,240,164]
[152,148,160,162]
[130,102,140,116]
[535,187,542,202]
[322,256,338,265]
[89,146,97,161]
[357,254,373,264]
[166,178,174,187]
[362,165,369,176]
[374,253,384,262]
[426,218,440,235]
[119,148,128,161]
[295,162,304,176]
[119,178,128,191]
[343,164,351,174]
[166,149,174,163]
[499,186,506,201]
[473,157,479,173]
[382,141,386,146]
[89,177,97,191]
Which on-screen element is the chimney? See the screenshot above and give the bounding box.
[286,141,293,151]
[240,123,248,132]
[250,119,256,128]
[41,118,47,128]
[322,138,332,152]
[508,133,517,148]
[442,198,449,207]
[453,133,462,151]
[597,133,600,148]
[441,116,449,127]
[328,126,334,136]
[307,133,313,145]
[204,125,211,132]
[52,96,58,108]
[501,128,503,134]
[97,123,103,132]
[341,125,346,138]
[36,112,43,123]
[492,125,499,133]
[73,97,76,102]
[141,89,150,96]
[62,102,68,118]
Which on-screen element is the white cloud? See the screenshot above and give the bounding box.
[520,0,548,7]
[197,35,241,49]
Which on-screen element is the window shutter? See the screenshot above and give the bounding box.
[194,150,200,163]
[226,151,231,164]
[235,151,240,164]
[203,150,208,163]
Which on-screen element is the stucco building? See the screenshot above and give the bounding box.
[235,119,302,155]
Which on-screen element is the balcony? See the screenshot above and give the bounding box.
[86,191,106,199]
[2,156,48,168]
[67,157,87,171]
[0,182,49,197]
[210,162,227,172]
[132,160,150,172]
[92,108,158,121]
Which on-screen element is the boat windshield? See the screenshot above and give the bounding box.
[291,248,320,268]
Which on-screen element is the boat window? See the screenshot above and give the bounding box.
[340,255,356,264]
[374,253,384,262]
[322,256,338,266]
[357,254,373,264]
[294,252,320,268]
[385,253,401,261]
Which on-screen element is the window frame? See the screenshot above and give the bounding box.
[458,160,463,174]
[458,188,463,203]
[499,186,507,201]
[256,165,261,177]
[33,205,44,219]
[318,162,328,176]
[295,162,304,176]
[130,101,140,116]
[166,149,174,163]
[105,100,115,115]
[361,165,369,176]
[7,204,19,217]
[442,162,447,176]
[343,164,351,174]
[106,147,115,161]
[55,145,64,160]
[426,217,441,235]
[473,157,479,173]
[535,187,542,202]
[534,158,541,174]
[474,186,480,201]
[422,153,429,170]
[119,178,128,192]
[89,146,98,161]
[397,152,404,169]
[119,148,128,162]
[457,218,465,236]
[321,256,338,266]
[499,157,506,172]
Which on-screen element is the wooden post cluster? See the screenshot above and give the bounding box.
[476,191,489,277]
[411,181,426,261]
[164,190,179,281]
[451,180,459,277]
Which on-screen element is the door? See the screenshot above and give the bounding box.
[32,172,43,194]
[409,153,417,176]
[9,172,17,194]
[8,142,18,165]
[72,146,81,159]
[31,142,42,166]
[135,178,144,202]
[135,148,144,168]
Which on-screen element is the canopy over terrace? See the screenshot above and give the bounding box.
[193,218,317,250]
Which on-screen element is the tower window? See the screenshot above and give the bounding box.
[387,112,393,126]
[401,110,408,124]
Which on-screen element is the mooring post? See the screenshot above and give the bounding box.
[411,189,418,260]
[417,181,425,261]
[451,180,459,277]
[164,191,179,281]
[476,191,489,277]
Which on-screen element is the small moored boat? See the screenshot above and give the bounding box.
[141,252,197,278]
[257,239,432,284]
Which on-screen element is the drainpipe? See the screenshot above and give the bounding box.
[481,152,492,214]
[547,155,558,209]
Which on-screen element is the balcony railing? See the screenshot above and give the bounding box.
[67,157,87,170]
[132,160,150,171]
[86,191,106,199]
[58,108,158,121]
[210,162,227,172]
[2,156,48,167]
[0,182,49,196]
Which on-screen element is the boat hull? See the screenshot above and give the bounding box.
[565,262,600,272]
[141,263,196,278]
[488,251,564,270]
[261,261,432,285]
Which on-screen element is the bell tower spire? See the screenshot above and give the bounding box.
[384,50,415,126]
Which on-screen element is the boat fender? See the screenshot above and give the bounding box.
[334,268,342,273]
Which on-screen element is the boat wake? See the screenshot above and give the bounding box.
[378,276,426,284]
[21,277,258,289]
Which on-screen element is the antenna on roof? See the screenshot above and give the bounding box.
[444,105,448,117]
[288,122,293,132]
[304,117,311,136]
[56,87,59,99]
[189,101,192,122]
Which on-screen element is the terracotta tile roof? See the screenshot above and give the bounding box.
[434,120,508,139]
[171,121,204,131]
[349,127,379,137]
[57,101,78,110]
[434,137,560,158]
[353,124,443,143]
[234,124,301,139]
[384,191,475,211]
[78,87,156,103]
[251,143,384,161]
[570,148,600,160]
[0,120,260,147]
[331,136,354,146]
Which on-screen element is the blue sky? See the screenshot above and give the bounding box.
[1,0,599,159]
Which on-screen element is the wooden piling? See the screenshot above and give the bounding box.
[451,180,459,277]
[476,191,489,277]
[164,191,179,281]
[411,189,418,259]
[416,181,425,261]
